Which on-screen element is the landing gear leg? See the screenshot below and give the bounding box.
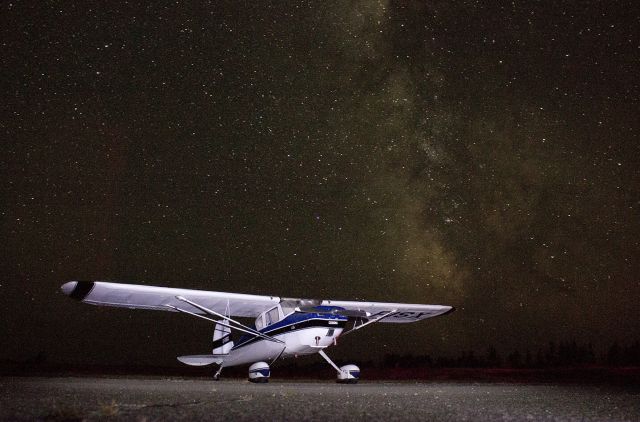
[213,364,223,381]
[318,349,342,373]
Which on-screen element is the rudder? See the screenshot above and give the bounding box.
[212,320,233,355]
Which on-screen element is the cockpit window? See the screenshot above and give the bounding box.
[280,302,295,317]
[266,307,280,326]
[255,315,264,330]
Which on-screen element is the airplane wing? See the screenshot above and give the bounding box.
[319,299,454,323]
[60,281,280,318]
[61,281,454,322]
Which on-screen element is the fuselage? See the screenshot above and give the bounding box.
[220,310,348,367]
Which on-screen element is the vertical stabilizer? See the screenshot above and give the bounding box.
[212,320,233,355]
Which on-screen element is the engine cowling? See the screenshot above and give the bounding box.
[248,362,270,383]
[337,364,360,384]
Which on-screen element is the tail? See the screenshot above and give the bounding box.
[177,320,233,366]
[212,320,233,355]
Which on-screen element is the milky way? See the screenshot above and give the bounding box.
[2,1,638,364]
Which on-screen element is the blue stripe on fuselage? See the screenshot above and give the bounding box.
[234,311,348,349]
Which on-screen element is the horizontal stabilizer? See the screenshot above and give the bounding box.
[177,355,224,366]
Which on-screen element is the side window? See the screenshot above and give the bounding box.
[255,315,264,330]
[266,307,280,326]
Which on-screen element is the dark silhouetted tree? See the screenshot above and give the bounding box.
[607,341,621,366]
[485,346,502,368]
[507,350,522,368]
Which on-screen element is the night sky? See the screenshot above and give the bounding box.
[3,1,639,367]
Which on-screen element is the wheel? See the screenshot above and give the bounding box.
[336,364,360,384]
[248,362,270,383]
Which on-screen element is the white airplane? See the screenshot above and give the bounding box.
[61,280,454,383]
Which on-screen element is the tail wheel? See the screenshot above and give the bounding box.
[213,364,223,381]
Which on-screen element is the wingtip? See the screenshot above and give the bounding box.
[61,281,95,301]
[60,281,77,296]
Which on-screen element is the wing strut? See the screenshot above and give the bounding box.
[173,296,284,344]
[340,309,398,337]
[165,304,268,339]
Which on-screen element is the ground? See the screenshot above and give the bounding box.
[1,376,639,421]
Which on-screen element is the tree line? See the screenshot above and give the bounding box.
[382,340,640,369]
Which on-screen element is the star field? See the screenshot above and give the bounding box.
[2,1,639,365]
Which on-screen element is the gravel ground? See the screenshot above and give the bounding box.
[1,376,639,421]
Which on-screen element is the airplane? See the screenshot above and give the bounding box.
[60,280,454,383]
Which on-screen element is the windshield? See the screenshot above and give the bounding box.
[280,302,296,317]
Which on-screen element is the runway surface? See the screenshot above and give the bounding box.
[1,376,639,421]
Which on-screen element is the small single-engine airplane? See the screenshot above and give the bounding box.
[61,281,454,383]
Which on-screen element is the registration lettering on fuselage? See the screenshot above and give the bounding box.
[369,310,434,320]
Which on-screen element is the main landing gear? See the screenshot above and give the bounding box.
[248,362,271,383]
[318,350,360,384]
[242,352,359,384]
